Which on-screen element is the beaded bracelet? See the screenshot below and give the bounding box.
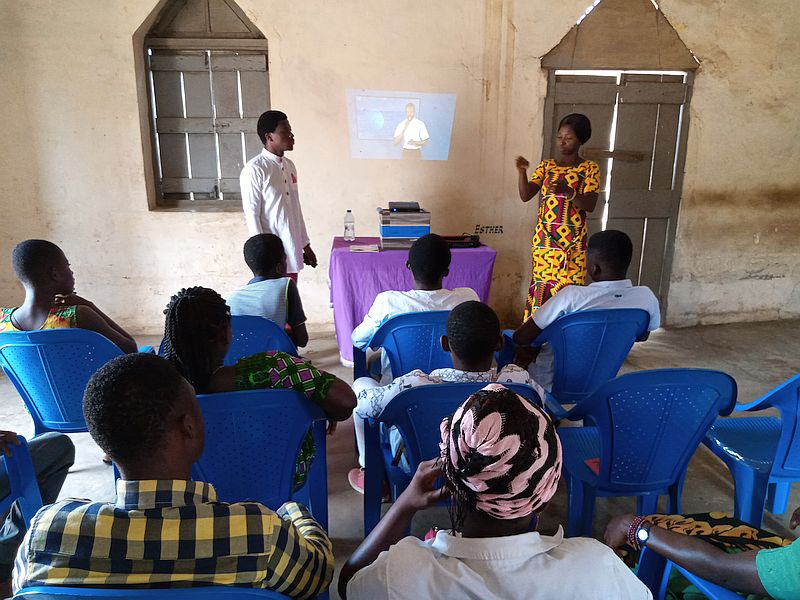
[627,515,647,549]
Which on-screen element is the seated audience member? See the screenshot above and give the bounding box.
[351,233,479,380]
[606,510,800,599]
[347,300,542,493]
[339,384,651,599]
[512,229,660,389]
[0,431,73,598]
[1,239,137,353]
[12,354,333,597]
[162,287,355,490]
[227,233,309,348]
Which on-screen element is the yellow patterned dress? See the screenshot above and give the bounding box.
[0,305,78,331]
[524,159,601,321]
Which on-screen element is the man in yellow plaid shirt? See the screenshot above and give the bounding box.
[13,353,333,599]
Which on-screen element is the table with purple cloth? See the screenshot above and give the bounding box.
[329,236,497,365]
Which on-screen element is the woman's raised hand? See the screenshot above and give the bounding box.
[516,156,530,172]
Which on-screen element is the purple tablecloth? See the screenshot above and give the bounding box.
[329,236,497,364]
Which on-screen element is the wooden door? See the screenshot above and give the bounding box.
[544,70,693,312]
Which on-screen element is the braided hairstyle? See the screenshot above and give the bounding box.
[162,287,230,392]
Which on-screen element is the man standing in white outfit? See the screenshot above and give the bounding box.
[240,110,317,280]
[393,103,429,160]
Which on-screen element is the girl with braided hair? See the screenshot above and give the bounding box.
[162,287,355,489]
[339,384,650,599]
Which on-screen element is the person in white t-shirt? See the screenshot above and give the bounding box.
[240,110,317,280]
[347,300,542,494]
[226,233,308,348]
[351,234,479,381]
[338,384,652,600]
[393,103,429,160]
[512,229,661,389]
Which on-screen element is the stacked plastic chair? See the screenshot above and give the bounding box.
[0,436,44,530]
[352,311,451,380]
[702,373,800,527]
[362,381,542,534]
[496,308,650,418]
[192,388,329,529]
[0,329,124,434]
[637,547,742,600]
[557,369,737,536]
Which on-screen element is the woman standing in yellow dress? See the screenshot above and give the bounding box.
[516,113,601,321]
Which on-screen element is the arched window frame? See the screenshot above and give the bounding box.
[135,0,269,211]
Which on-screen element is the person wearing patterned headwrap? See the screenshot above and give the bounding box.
[339,384,652,600]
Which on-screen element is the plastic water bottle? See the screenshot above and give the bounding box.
[344,209,356,241]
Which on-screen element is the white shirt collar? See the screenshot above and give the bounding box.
[430,527,565,560]
[588,279,633,289]
[261,148,284,164]
[429,368,494,381]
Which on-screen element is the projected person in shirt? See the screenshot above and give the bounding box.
[393,103,429,160]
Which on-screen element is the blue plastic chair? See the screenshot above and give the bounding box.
[353,311,451,380]
[363,382,542,535]
[637,547,742,600]
[557,369,737,537]
[192,389,329,529]
[158,316,299,366]
[0,329,124,434]
[496,308,650,418]
[0,436,44,527]
[15,586,291,598]
[702,373,800,527]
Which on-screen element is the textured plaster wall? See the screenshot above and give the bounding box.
[0,0,797,333]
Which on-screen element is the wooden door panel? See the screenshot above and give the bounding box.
[639,218,669,296]
[651,103,681,191]
[611,103,658,191]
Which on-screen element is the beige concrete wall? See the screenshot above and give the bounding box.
[0,0,797,334]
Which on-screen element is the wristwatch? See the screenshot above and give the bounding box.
[635,521,653,548]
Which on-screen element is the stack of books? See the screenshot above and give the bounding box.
[378,203,431,249]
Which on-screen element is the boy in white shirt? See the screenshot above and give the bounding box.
[351,234,478,381]
[348,301,540,493]
[339,384,651,600]
[512,230,661,389]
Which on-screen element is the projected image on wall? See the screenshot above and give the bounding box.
[346,89,456,160]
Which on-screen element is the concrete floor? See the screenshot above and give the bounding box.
[1,319,799,599]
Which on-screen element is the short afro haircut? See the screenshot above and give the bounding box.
[83,353,192,464]
[257,110,288,144]
[588,229,633,274]
[12,239,64,285]
[407,234,451,286]
[558,113,592,144]
[446,301,501,363]
[243,233,285,275]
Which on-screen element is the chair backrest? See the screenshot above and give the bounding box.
[0,437,44,525]
[0,329,123,434]
[158,316,298,366]
[191,389,326,516]
[579,369,737,494]
[369,311,452,377]
[15,586,290,598]
[225,316,299,365]
[378,382,542,467]
[541,308,650,405]
[753,373,800,478]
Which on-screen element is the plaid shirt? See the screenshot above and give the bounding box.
[13,479,333,598]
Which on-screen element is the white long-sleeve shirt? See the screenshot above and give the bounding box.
[240,149,310,274]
